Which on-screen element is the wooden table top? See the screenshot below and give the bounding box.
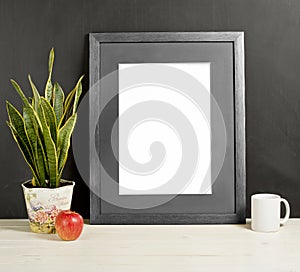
[0,219,299,272]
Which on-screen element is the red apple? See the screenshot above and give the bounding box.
[55,210,84,241]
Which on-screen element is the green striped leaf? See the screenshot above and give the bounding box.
[60,75,84,126]
[73,76,84,114]
[57,114,77,182]
[6,102,32,157]
[53,83,65,125]
[48,48,54,74]
[40,97,57,145]
[45,81,53,102]
[36,138,46,186]
[37,136,49,178]
[28,75,40,111]
[37,102,58,188]
[45,48,54,102]
[23,107,38,179]
[64,86,76,110]
[10,80,31,108]
[6,121,40,186]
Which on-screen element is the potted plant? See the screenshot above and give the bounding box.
[6,48,83,234]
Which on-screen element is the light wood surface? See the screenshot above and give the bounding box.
[0,219,299,272]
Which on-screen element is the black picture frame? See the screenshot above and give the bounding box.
[89,32,246,224]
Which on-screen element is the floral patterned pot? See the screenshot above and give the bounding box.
[22,180,74,234]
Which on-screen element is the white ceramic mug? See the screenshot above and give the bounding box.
[251,193,290,232]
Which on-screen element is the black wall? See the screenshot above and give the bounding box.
[1,0,300,218]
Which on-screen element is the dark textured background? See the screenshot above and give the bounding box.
[0,0,299,219]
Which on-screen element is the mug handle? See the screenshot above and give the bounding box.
[280,198,290,225]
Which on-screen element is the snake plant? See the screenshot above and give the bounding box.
[6,48,83,188]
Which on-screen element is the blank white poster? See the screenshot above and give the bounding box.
[118,63,211,195]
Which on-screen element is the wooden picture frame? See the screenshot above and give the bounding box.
[89,32,246,224]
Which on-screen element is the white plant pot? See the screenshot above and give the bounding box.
[22,180,74,234]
